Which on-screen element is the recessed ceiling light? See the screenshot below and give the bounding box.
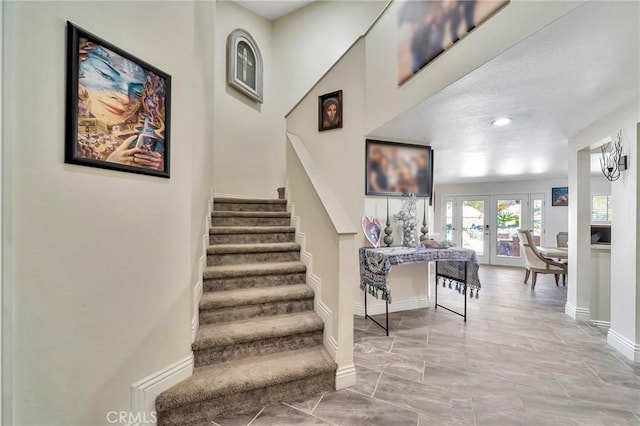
[492,117,512,126]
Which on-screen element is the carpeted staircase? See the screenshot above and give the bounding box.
[155,197,336,426]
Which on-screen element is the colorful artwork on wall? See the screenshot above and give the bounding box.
[65,22,171,178]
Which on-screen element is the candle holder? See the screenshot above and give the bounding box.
[383,197,394,247]
[420,198,429,245]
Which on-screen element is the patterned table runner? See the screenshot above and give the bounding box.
[359,246,481,303]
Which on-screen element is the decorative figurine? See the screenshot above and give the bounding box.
[395,193,418,248]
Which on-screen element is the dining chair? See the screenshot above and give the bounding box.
[555,232,568,285]
[556,232,568,248]
[517,229,567,289]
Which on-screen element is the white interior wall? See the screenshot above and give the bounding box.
[567,100,639,361]
[4,2,215,424]
[0,0,6,421]
[364,1,585,135]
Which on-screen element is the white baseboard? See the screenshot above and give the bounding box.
[213,192,265,200]
[287,198,337,362]
[130,354,194,426]
[564,302,590,321]
[326,336,338,360]
[589,320,611,329]
[607,329,640,363]
[192,196,212,343]
[353,296,429,317]
[335,364,356,390]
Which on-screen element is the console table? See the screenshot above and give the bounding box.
[359,246,481,335]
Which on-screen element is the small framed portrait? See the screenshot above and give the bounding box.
[552,187,569,206]
[227,28,263,103]
[318,90,343,132]
[65,22,171,178]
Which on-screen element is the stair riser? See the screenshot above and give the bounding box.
[209,232,295,245]
[200,299,314,325]
[194,331,323,368]
[214,202,286,212]
[157,372,334,426]
[207,250,300,266]
[204,273,307,292]
[212,217,291,227]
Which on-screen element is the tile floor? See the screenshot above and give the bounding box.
[212,265,640,426]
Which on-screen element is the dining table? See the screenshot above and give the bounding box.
[537,246,568,259]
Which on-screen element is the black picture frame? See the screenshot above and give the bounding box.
[318,90,343,132]
[365,139,433,198]
[65,21,171,178]
[552,187,569,206]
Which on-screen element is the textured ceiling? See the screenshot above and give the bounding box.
[371,1,640,184]
[233,0,315,20]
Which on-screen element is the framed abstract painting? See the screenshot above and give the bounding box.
[65,22,171,178]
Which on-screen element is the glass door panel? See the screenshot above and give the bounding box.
[456,197,490,263]
[491,195,528,266]
[531,193,544,246]
[444,199,454,242]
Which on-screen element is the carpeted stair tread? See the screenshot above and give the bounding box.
[203,261,306,279]
[215,198,287,205]
[156,346,335,413]
[207,242,300,255]
[200,284,314,310]
[193,311,323,350]
[210,226,295,235]
[212,211,290,218]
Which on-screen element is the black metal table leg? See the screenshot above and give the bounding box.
[435,260,469,321]
[364,287,389,336]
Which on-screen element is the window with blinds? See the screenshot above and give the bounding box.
[592,195,612,223]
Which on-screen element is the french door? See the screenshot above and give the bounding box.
[444,196,491,264]
[443,194,541,266]
[489,194,528,266]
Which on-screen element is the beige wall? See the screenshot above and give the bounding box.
[213,0,385,198]
[274,0,386,112]
[213,1,281,199]
[4,1,214,424]
[287,38,367,245]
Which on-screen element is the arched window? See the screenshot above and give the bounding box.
[227,29,263,103]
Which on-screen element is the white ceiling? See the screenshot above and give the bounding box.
[233,0,315,20]
[371,1,640,184]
